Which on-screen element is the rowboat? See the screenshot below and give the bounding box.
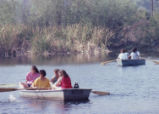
[117,59,146,66]
[20,88,92,101]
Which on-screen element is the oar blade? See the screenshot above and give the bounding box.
[153,61,159,64]
[0,88,18,92]
[101,60,115,65]
[0,84,18,92]
[92,91,110,96]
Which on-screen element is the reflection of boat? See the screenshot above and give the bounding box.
[117,59,146,66]
[20,88,91,101]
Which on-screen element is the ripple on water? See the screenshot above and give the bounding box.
[0,60,159,113]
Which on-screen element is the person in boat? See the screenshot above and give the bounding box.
[130,48,141,60]
[117,49,129,60]
[50,69,60,84]
[32,70,51,89]
[53,70,72,90]
[20,65,40,88]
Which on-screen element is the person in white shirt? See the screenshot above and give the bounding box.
[118,49,129,60]
[130,48,140,60]
[124,50,129,59]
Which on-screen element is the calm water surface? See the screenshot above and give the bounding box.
[0,55,159,114]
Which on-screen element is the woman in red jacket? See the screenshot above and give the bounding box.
[56,70,72,89]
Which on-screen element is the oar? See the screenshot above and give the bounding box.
[92,90,110,96]
[0,87,51,92]
[0,87,18,92]
[101,60,116,65]
[0,84,18,92]
[0,87,111,96]
[153,60,159,64]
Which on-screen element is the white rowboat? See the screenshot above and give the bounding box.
[20,88,92,101]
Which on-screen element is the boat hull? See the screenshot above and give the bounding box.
[20,88,92,101]
[117,59,146,66]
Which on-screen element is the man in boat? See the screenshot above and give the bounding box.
[117,49,129,60]
[20,65,40,88]
[130,48,141,60]
[32,70,51,89]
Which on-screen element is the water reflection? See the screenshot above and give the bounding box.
[0,53,159,113]
[22,98,90,113]
[0,53,114,65]
[25,99,51,110]
[0,51,158,66]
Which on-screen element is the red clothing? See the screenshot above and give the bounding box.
[61,76,72,89]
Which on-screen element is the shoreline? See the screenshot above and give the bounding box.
[0,48,112,58]
[1,48,159,59]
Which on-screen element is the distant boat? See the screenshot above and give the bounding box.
[117,59,146,67]
[19,88,92,101]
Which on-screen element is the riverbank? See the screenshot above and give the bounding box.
[1,0,159,58]
[0,24,113,58]
[1,23,159,58]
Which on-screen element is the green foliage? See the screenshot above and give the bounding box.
[0,0,139,27]
[0,0,159,56]
[0,0,18,24]
[141,13,159,47]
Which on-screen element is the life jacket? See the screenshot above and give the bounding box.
[61,76,72,89]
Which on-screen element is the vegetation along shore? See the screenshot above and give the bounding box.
[0,0,159,57]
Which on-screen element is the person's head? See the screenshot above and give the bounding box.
[133,48,137,53]
[54,69,60,77]
[31,65,39,74]
[60,70,69,77]
[39,70,46,78]
[120,49,126,53]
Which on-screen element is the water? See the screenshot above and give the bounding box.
[0,56,159,114]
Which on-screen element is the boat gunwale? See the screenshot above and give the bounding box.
[20,88,92,93]
[116,59,146,62]
[116,59,146,66]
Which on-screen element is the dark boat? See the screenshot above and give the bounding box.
[117,59,146,67]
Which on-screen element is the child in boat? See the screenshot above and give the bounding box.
[20,65,40,88]
[130,48,141,60]
[53,70,72,90]
[51,69,60,84]
[118,49,129,60]
[32,70,51,89]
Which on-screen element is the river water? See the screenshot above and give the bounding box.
[0,55,159,114]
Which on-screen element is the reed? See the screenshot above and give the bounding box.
[0,24,114,57]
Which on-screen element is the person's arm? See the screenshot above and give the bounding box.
[26,73,33,85]
[130,53,133,58]
[26,73,30,82]
[55,77,62,87]
[127,52,130,59]
[31,79,38,88]
[46,81,51,89]
[50,76,56,83]
[127,53,130,57]
[137,51,141,58]
[117,54,120,59]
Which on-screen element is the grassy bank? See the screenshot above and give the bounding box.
[0,24,114,57]
[0,0,159,57]
[1,15,159,58]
